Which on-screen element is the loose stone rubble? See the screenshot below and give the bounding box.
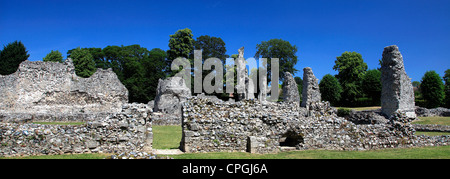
[381,45,416,118]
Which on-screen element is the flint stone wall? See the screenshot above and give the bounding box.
[301,67,321,108]
[0,59,128,121]
[415,107,450,117]
[0,103,152,157]
[180,97,449,154]
[282,72,300,104]
[381,45,416,118]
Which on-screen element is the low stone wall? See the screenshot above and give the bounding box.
[0,103,152,157]
[0,112,114,123]
[412,124,450,132]
[180,97,450,154]
[415,107,450,117]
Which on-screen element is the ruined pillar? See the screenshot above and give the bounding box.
[301,67,321,108]
[282,72,300,104]
[380,45,416,118]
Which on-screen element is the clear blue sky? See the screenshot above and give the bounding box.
[1,0,449,82]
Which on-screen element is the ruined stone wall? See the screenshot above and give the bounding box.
[0,59,128,121]
[0,103,152,157]
[181,97,450,154]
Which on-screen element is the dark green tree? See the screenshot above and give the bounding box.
[319,74,342,106]
[43,50,64,63]
[0,40,30,75]
[362,69,382,105]
[420,70,444,108]
[103,45,125,80]
[333,51,368,106]
[294,76,303,100]
[443,69,450,108]
[68,47,107,69]
[143,48,167,101]
[192,35,229,95]
[167,28,194,75]
[193,35,229,60]
[69,47,96,78]
[254,39,298,82]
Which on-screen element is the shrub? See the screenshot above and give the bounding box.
[337,108,351,117]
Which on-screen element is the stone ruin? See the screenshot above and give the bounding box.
[180,97,449,154]
[1,45,449,157]
[282,72,300,104]
[301,67,321,109]
[0,60,153,156]
[0,59,128,122]
[153,76,191,115]
[380,45,416,119]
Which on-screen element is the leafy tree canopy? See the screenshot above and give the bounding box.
[255,39,298,83]
[43,50,63,63]
[420,70,444,108]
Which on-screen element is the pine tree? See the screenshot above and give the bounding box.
[0,40,30,75]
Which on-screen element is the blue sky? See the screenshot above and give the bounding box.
[1,0,449,82]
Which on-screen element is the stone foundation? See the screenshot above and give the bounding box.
[0,103,152,157]
[181,97,449,154]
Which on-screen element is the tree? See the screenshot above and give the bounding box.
[420,70,444,108]
[193,35,229,60]
[0,40,30,75]
[254,39,298,83]
[192,35,229,95]
[333,51,368,105]
[362,69,381,105]
[43,50,64,63]
[167,28,194,75]
[144,48,167,101]
[294,76,303,100]
[68,47,107,69]
[443,69,450,108]
[319,74,342,106]
[69,47,96,78]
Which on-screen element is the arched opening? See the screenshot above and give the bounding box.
[279,130,304,147]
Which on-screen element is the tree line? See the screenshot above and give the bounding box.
[1,29,449,109]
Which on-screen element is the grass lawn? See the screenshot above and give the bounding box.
[171,145,450,159]
[152,125,182,149]
[337,106,381,111]
[412,117,450,126]
[6,146,448,159]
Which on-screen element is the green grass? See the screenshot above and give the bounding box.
[152,125,182,149]
[171,146,450,159]
[3,146,449,159]
[413,117,450,126]
[337,106,381,111]
[415,131,450,136]
[33,121,86,125]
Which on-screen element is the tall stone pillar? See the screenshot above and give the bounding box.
[380,45,416,118]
